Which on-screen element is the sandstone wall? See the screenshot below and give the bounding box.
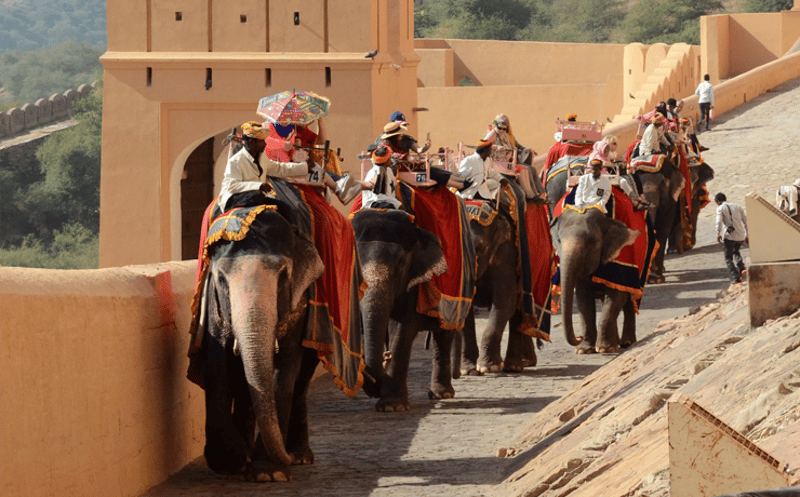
[0,262,204,497]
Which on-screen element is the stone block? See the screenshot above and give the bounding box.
[8,107,25,135]
[50,93,67,119]
[77,84,92,98]
[21,103,38,129]
[64,89,78,114]
[0,112,9,138]
[748,261,800,327]
[35,98,52,124]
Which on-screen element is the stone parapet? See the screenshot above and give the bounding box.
[0,82,96,141]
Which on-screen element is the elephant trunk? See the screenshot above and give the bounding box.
[560,256,582,347]
[231,272,293,468]
[360,281,394,397]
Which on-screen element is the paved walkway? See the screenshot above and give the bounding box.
[142,77,800,497]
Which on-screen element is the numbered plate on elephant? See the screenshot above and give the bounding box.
[287,162,325,186]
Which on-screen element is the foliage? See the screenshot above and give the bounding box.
[0,224,99,269]
[415,0,728,45]
[0,79,102,268]
[0,39,104,104]
[742,0,794,12]
[0,0,106,53]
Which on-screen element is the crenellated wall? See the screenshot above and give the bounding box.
[0,262,204,497]
[0,82,96,140]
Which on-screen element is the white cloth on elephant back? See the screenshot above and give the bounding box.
[218,147,306,211]
[456,151,503,200]
[574,173,611,213]
[362,162,402,209]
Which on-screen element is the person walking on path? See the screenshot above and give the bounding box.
[776,179,800,220]
[715,192,748,285]
[695,74,715,130]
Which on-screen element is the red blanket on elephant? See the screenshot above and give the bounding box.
[292,184,367,396]
[399,183,475,330]
[542,142,594,184]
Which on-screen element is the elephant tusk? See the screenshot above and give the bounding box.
[233,338,240,356]
[275,338,280,355]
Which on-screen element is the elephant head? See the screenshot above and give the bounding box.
[351,209,446,397]
[204,210,324,474]
[552,208,639,346]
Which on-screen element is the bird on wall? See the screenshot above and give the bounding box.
[205,78,212,90]
[365,49,378,59]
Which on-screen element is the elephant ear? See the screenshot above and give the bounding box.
[601,219,641,265]
[407,227,447,291]
[288,228,325,310]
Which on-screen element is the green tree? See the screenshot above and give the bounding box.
[415,0,536,40]
[619,0,723,45]
[0,40,104,104]
[742,0,794,12]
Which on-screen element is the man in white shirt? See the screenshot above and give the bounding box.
[714,192,748,285]
[219,121,308,212]
[776,179,800,219]
[456,140,503,200]
[574,159,611,213]
[695,74,715,131]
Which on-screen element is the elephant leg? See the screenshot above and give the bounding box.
[284,347,320,465]
[478,259,517,374]
[503,311,537,372]
[377,319,418,412]
[575,281,597,354]
[460,308,481,376]
[620,296,637,348]
[204,337,249,476]
[596,290,627,353]
[451,327,462,380]
[429,326,456,400]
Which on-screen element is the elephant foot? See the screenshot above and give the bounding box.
[460,366,482,376]
[620,338,636,349]
[428,384,455,400]
[648,273,665,284]
[478,361,504,374]
[376,396,411,413]
[596,345,619,354]
[289,445,314,466]
[575,342,596,354]
[382,351,392,370]
[246,460,291,482]
[502,363,525,373]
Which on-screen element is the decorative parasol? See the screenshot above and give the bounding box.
[256,90,330,125]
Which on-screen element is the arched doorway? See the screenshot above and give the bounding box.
[180,137,215,260]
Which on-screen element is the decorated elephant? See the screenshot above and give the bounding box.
[634,156,685,283]
[667,161,715,253]
[187,182,365,482]
[352,208,465,412]
[456,194,553,375]
[551,205,645,353]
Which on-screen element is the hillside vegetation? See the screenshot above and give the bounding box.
[415,0,793,44]
[0,0,106,52]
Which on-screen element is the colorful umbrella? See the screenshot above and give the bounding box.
[256,90,330,125]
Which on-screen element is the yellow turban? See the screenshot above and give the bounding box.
[241,121,269,140]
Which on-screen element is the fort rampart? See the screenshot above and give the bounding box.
[0,82,97,139]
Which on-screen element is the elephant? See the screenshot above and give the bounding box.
[195,207,326,482]
[456,205,534,375]
[667,161,715,253]
[551,207,641,354]
[352,208,460,412]
[635,153,685,283]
